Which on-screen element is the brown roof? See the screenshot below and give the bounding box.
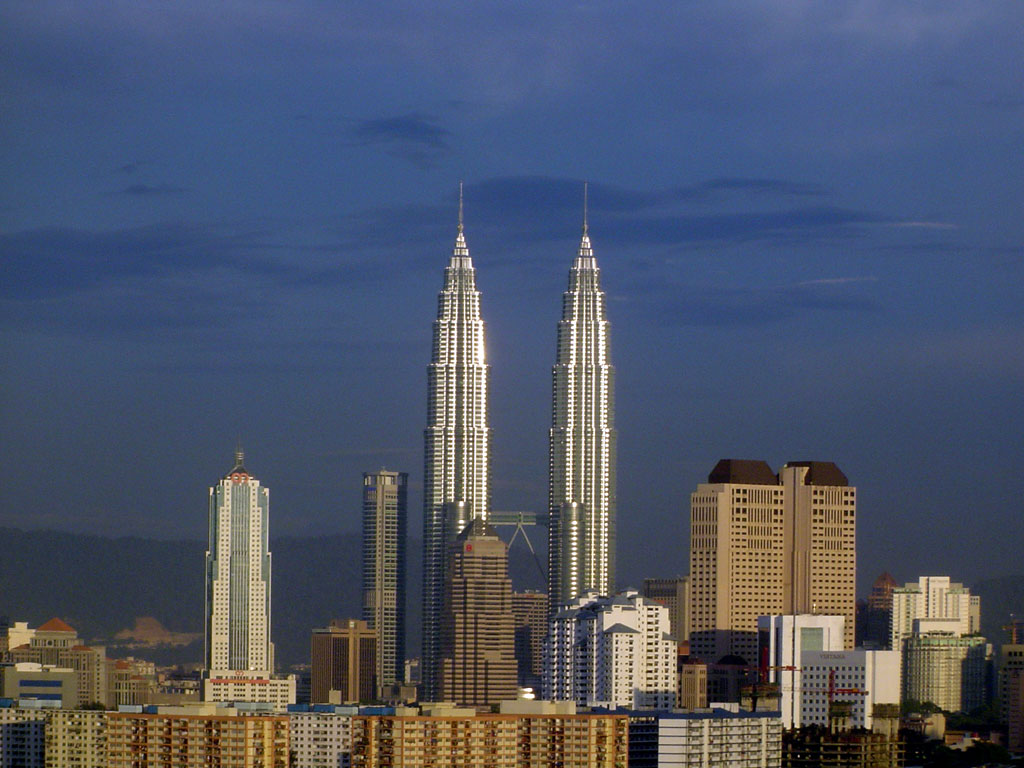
[784,461,849,486]
[37,617,76,633]
[707,459,777,485]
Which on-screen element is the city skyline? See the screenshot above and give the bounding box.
[2,2,1023,599]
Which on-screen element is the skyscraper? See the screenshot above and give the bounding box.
[361,469,407,694]
[438,519,518,708]
[548,191,616,608]
[689,459,856,664]
[422,188,491,698]
[205,447,273,674]
[311,618,377,704]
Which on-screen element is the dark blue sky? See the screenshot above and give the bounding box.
[2,1,1023,596]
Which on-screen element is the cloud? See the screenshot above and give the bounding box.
[647,277,881,328]
[0,223,286,301]
[117,183,187,197]
[349,113,450,168]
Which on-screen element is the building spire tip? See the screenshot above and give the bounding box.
[458,180,464,235]
[583,181,589,236]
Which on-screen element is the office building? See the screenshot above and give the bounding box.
[689,460,856,664]
[0,663,78,709]
[545,589,677,710]
[677,655,709,710]
[438,520,517,708]
[1007,665,1024,752]
[901,629,991,713]
[201,670,296,709]
[643,577,690,644]
[311,619,377,705]
[205,447,274,676]
[422,190,491,699]
[511,590,548,690]
[1000,641,1024,721]
[549,198,617,607]
[798,650,900,730]
[758,615,846,728]
[7,618,107,707]
[890,576,980,652]
[857,571,897,648]
[361,470,407,693]
[627,708,783,768]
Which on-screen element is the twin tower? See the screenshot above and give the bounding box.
[421,185,617,698]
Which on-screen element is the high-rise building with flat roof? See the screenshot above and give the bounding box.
[205,447,273,676]
[545,589,677,710]
[643,577,690,644]
[689,460,856,664]
[422,189,491,699]
[890,576,980,652]
[361,469,407,694]
[548,195,616,607]
[511,590,548,690]
[438,520,517,708]
[311,619,377,705]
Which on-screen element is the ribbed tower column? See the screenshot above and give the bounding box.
[422,189,491,699]
[548,198,616,609]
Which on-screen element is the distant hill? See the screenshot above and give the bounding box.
[0,526,548,669]
[0,527,414,667]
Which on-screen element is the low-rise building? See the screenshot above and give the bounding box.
[1,663,79,709]
[287,704,357,768]
[628,708,782,768]
[201,670,297,710]
[106,706,290,768]
[44,708,107,768]
[351,700,628,768]
[0,702,47,768]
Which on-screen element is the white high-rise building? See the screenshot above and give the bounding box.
[422,188,491,699]
[204,447,273,675]
[799,650,900,730]
[890,576,980,651]
[758,614,846,728]
[689,460,856,665]
[548,193,617,607]
[544,590,676,710]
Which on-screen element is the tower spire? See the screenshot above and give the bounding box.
[583,181,589,236]
[453,181,469,258]
[577,181,593,258]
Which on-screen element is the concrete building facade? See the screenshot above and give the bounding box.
[890,576,980,653]
[422,195,492,700]
[690,461,856,665]
[311,619,377,705]
[511,591,548,691]
[643,577,690,645]
[545,590,676,710]
[627,709,782,768]
[438,520,517,709]
[361,470,407,694]
[902,631,991,713]
[205,448,274,677]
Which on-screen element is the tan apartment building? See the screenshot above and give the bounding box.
[45,709,107,768]
[351,701,628,768]
[106,708,289,767]
[690,460,856,665]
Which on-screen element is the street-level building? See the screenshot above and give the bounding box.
[627,708,782,768]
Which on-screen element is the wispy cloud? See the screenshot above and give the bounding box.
[349,113,450,168]
[116,183,187,197]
